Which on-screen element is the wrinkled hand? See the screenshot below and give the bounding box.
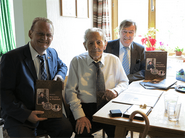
[53,75,63,82]
[27,111,47,124]
[103,89,118,101]
[76,117,92,134]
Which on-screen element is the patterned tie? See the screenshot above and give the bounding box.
[122,47,130,75]
[93,61,107,110]
[38,55,47,80]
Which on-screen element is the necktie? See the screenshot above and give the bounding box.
[38,55,47,80]
[93,61,107,110]
[122,47,130,75]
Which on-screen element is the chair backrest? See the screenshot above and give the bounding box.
[129,110,150,138]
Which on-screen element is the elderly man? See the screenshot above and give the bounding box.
[65,28,129,137]
[0,17,73,137]
[105,19,145,84]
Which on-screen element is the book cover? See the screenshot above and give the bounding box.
[145,51,167,80]
[35,80,64,118]
[143,78,177,90]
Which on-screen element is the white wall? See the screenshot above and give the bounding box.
[46,0,93,71]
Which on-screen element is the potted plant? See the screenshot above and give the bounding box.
[141,28,158,51]
[175,46,184,56]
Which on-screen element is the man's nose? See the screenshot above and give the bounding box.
[41,34,47,40]
[125,32,130,37]
[94,42,98,48]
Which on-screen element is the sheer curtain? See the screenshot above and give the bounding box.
[93,0,111,40]
[0,0,15,57]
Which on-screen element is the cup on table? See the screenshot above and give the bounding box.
[167,102,181,122]
[164,93,178,113]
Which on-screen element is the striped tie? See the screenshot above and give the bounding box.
[93,61,107,110]
[122,47,130,75]
[38,55,47,80]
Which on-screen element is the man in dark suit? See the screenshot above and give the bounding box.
[0,17,73,137]
[105,19,145,83]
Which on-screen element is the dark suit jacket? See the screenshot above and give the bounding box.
[105,39,145,83]
[0,43,67,129]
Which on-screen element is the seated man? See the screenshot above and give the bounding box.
[0,17,73,137]
[65,28,129,137]
[105,19,145,84]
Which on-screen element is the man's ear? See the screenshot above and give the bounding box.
[103,41,108,50]
[28,30,32,39]
[83,42,87,51]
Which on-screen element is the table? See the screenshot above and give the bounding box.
[93,80,185,138]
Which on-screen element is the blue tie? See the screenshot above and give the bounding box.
[38,55,47,80]
[93,61,107,110]
[122,47,130,75]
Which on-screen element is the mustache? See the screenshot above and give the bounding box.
[90,49,102,52]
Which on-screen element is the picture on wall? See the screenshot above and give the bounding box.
[60,0,76,17]
[76,0,89,18]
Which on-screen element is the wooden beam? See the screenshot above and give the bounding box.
[112,0,118,40]
[148,0,156,29]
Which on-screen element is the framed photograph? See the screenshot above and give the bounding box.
[76,0,89,18]
[60,0,76,17]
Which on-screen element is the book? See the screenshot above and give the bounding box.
[35,80,64,118]
[112,86,163,107]
[123,104,152,120]
[145,51,167,80]
[141,79,177,90]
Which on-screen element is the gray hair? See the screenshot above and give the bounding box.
[30,17,54,31]
[119,19,137,33]
[84,28,106,43]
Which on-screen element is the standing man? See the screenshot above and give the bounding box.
[105,19,145,83]
[65,28,129,137]
[0,17,73,137]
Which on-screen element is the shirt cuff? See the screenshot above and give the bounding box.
[72,107,86,120]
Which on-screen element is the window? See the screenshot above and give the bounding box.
[113,0,185,53]
[118,0,148,44]
[156,0,185,52]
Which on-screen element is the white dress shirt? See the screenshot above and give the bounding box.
[65,52,129,120]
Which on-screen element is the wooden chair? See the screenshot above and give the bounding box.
[129,110,150,138]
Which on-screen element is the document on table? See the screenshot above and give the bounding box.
[112,87,164,107]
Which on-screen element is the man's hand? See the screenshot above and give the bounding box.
[27,111,47,124]
[53,75,63,81]
[103,89,118,101]
[76,116,92,134]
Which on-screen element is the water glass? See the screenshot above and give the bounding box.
[164,93,178,113]
[167,103,181,122]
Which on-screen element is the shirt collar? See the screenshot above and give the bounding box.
[119,40,131,50]
[29,42,47,60]
[87,52,105,67]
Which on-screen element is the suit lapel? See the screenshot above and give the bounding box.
[23,44,37,80]
[130,42,137,73]
[112,39,120,57]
